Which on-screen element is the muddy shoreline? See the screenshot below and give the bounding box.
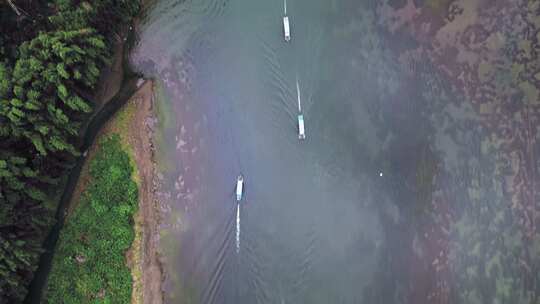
[124,81,163,304]
[87,11,165,303]
[124,8,164,302]
[95,9,164,303]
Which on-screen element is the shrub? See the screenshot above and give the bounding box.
[45,134,138,303]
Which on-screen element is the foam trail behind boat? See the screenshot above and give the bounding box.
[284,0,287,15]
[296,77,302,113]
[236,203,240,253]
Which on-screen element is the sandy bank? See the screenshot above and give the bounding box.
[123,81,163,304]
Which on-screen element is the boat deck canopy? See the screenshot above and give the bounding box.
[283,16,290,41]
[298,114,305,139]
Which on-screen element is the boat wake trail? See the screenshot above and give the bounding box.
[296,77,302,113]
[236,203,241,253]
[260,39,296,120]
[200,208,236,304]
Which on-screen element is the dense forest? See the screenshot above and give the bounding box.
[0,1,139,302]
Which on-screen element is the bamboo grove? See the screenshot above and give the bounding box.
[0,1,139,302]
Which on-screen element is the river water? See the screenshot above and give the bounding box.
[132,0,540,303]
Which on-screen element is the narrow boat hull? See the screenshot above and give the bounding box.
[236,176,244,201]
[298,114,305,139]
[283,16,290,41]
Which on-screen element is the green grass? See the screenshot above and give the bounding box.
[45,134,138,304]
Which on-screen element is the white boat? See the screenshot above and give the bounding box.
[236,175,244,202]
[298,114,305,139]
[283,0,290,42]
[296,79,305,139]
[283,16,290,42]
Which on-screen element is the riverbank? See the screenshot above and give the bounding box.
[122,81,163,304]
[57,80,162,304]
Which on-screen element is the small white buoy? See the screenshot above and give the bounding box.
[379,172,383,177]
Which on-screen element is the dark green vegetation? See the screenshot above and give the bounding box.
[45,135,137,303]
[0,1,139,302]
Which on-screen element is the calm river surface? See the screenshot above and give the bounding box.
[132,0,540,303]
